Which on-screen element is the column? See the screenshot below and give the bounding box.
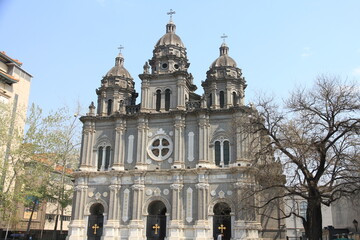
[198,113,209,165]
[67,184,88,240]
[73,184,88,220]
[195,183,209,221]
[169,183,184,239]
[113,119,126,170]
[135,117,148,169]
[177,80,186,110]
[128,180,145,240]
[194,179,211,240]
[170,183,183,220]
[80,121,95,170]
[211,82,218,109]
[173,114,185,168]
[226,86,232,108]
[108,185,121,220]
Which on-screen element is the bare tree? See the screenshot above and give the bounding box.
[245,76,360,240]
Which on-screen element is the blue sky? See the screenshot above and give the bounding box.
[1,0,359,115]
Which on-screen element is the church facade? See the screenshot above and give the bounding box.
[67,16,281,240]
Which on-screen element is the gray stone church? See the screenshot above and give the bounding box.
[67,15,282,240]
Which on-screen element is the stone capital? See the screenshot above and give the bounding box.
[170,183,183,190]
[131,184,145,190]
[195,183,209,190]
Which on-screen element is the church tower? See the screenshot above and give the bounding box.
[96,51,138,116]
[67,10,283,240]
[139,17,196,112]
[202,40,246,109]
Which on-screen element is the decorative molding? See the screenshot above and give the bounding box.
[127,135,134,163]
[122,188,130,222]
[188,132,194,162]
[186,187,193,223]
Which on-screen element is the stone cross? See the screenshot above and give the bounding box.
[118,45,124,53]
[221,34,228,43]
[167,9,176,20]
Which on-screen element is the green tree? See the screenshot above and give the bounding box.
[0,103,81,239]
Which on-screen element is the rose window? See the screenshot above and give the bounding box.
[147,135,173,161]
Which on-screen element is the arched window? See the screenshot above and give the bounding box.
[214,139,230,166]
[165,89,171,111]
[156,90,161,111]
[97,147,103,170]
[215,141,221,166]
[105,146,111,170]
[97,145,111,171]
[107,99,112,115]
[223,141,230,165]
[219,91,225,108]
[208,93,212,108]
[232,92,237,106]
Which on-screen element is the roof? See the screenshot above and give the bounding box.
[0,51,23,66]
[0,71,18,84]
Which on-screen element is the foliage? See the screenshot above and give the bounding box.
[0,102,81,230]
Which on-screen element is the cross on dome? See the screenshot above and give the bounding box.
[118,45,124,53]
[221,33,228,43]
[167,9,176,21]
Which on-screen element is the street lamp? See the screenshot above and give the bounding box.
[353,219,358,233]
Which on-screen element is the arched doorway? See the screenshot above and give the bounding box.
[213,202,231,240]
[146,200,167,240]
[87,203,104,240]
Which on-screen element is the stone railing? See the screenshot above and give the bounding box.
[126,104,140,114]
[186,101,201,111]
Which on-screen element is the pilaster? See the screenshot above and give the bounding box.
[173,114,185,168]
[112,119,126,170]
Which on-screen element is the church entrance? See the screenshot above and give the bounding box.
[146,200,167,240]
[213,202,231,240]
[87,203,104,240]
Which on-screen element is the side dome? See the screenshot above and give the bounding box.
[105,53,132,79]
[210,43,237,68]
[155,20,185,48]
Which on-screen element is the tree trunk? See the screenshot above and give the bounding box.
[26,200,37,238]
[53,214,59,240]
[303,195,323,240]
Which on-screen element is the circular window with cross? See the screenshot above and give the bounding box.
[147,135,173,161]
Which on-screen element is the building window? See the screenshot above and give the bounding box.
[219,91,225,108]
[208,93,212,108]
[215,141,221,166]
[156,90,161,111]
[97,147,103,170]
[165,89,170,111]
[97,146,111,170]
[60,215,71,221]
[147,134,173,161]
[214,139,230,166]
[233,92,237,106]
[107,99,112,115]
[299,201,307,220]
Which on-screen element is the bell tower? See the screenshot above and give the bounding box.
[139,10,196,112]
[96,47,138,116]
[202,36,246,109]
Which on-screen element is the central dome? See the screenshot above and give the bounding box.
[155,20,185,48]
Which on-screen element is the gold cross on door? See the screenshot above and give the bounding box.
[92,224,100,234]
[153,223,160,234]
